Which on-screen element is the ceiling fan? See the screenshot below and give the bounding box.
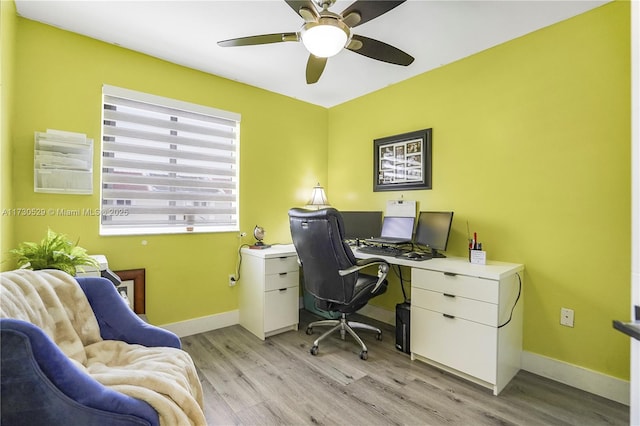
[217,0,414,84]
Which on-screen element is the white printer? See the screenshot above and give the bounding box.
[76,255,131,309]
[76,254,121,285]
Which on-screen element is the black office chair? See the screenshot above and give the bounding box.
[288,207,389,360]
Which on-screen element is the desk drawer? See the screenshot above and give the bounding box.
[265,256,299,275]
[412,287,498,326]
[412,269,498,303]
[265,270,298,292]
[411,305,497,384]
[264,286,299,332]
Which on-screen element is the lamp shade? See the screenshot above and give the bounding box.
[301,18,349,58]
[306,183,330,209]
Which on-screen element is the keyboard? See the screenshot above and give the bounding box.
[356,246,406,257]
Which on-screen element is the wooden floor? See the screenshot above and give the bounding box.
[181,310,629,426]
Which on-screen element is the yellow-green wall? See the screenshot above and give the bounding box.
[1,0,17,270]
[2,0,631,383]
[7,17,328,324]
[328,2,630,380]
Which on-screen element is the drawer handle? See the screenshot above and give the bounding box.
[443,293,456,298]
[278,256,288,260]
[279,288,288,292]
[444,272,457,277]
[443,313,455,319]
[279,272,288,276]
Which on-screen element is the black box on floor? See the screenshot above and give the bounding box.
[395,302,410,354]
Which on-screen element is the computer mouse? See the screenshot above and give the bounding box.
[406,252,421,259]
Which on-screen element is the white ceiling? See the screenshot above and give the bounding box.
[15,0,609,108]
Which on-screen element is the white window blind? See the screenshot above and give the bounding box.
[100,85,240,236]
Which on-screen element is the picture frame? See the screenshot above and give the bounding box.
[114,268,146,314]
[373,128,432,192]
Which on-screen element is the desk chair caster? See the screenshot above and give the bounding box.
[305,320,382,360]
[309,344,368,360]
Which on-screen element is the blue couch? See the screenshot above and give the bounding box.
[0,273,200,426]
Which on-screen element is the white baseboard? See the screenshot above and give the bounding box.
[521,351,630,406]
[358,303,396,325]
[160,310,239,338]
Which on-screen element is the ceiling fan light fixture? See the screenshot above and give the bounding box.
[301,18,349,58]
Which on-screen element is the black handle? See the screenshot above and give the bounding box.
[279,288,287,292]
[279,272,288,276]
[443,313,455,319]
[443,293,456,298]
[444,272,457,277]
[613,305,640,341]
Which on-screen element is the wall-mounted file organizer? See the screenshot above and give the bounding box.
[34,130,93,194]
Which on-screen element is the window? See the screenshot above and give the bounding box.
[100,85,240,236]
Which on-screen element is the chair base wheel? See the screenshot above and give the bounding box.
[304,315,382,360]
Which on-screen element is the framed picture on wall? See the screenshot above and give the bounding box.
[114,268,146,314]
[373,128,432,192]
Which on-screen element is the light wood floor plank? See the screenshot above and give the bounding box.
[182,310,629,425]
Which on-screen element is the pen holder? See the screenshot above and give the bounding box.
[469,249,487,265]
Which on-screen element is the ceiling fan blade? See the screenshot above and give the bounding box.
[218,32,299,47]
[347,34,414,66]
[306,54,327,84]
[340,1,405,28]
[284,0,318,21]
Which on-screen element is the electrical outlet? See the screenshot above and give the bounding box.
[228,274,237,287]
[560,307,574,327]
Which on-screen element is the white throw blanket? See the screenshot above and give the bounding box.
[0,269,206,426]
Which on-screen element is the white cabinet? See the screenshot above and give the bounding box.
[34,130,93,194]
[239,245,299,340]
[410,257,524,395]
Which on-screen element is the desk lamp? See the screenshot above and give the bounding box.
[306,183,330,210]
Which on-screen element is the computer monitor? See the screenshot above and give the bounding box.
[340,211,383,240]
[414,211,454,258]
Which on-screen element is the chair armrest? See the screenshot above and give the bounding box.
[0,319,158,426]
[339,258,389,293]
[76,277,181,349]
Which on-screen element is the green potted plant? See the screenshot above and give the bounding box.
[10,228,99,276]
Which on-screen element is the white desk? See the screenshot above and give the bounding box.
[238,244,299,340]
[242,243,525,395]
[354,248,524,395]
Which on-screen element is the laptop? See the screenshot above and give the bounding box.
[367,216,415,244]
